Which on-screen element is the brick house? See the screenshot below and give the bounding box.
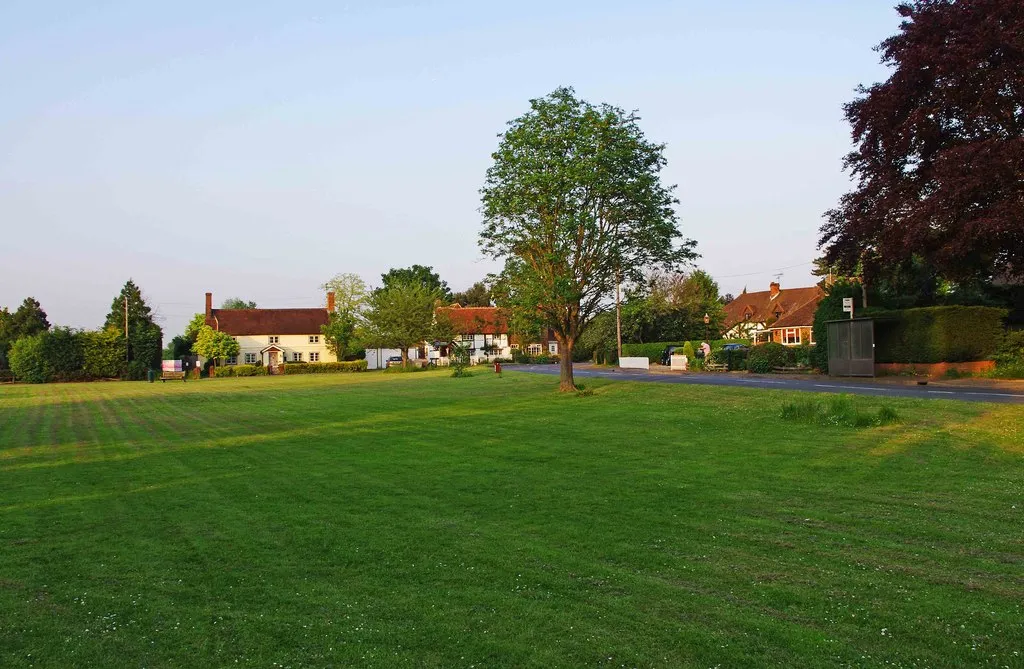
[722,282,824,345]
[204,292,336,369]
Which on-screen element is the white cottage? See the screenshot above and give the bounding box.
[204,292,337,370]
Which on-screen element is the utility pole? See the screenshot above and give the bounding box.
[124,296,129,364]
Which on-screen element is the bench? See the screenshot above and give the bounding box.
[703,362,727,372]
[161,371,186,382]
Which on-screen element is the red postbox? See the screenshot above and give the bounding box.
[494,361,502,375]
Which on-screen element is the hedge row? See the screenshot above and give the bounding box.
[282,360,368,374]
[213,364,268,377]
[621,339,750,364]
[873,306,1007,363]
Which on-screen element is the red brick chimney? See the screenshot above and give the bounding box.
[769,282,781,299]
[205,292,212,320]
[326,291,335,313]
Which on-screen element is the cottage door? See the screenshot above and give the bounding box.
[268,350,278,372]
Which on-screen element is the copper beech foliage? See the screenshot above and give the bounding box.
[820,0,1024,282]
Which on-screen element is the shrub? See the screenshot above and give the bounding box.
[8,334,49,383]
[0,370,14,383]
[709,347,748,371]
[215,364,268,378]
[283,360,368,374]
[991,330,1024,378]
[83,328,124,379]
[780,395,900,428]
[747,342,792,373]
[874,306,1007,363]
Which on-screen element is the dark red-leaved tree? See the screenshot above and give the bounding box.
[820,0,1024,284]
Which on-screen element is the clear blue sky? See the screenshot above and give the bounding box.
[0,1,897,337]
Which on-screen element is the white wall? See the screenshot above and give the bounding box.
[230,333,337,365]
[365,348,404,370]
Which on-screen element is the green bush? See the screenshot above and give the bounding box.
[215,364,268,377]
[0,370,13,383]
[8,334,49,383]
[708,347,748,371]
[874,306,1007,363]
[747,343,793,373]
[8,328,88,383]
[83,328,124,379]
[283,360,368,374]
[991,330,1024,378]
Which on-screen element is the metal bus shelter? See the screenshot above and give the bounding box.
[827,318,875,377]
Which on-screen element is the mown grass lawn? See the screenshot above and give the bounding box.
[0,370,1021,668]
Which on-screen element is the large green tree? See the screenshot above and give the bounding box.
[192,326,240,368]
[320,273,369,361]
[361,280,452,365]
[220,297,257,309]
[380,266,452,303]
[452,281,492,307]
[820,0,1024,286]
[0,298,51,370]
[321,273,369,315]
[480,87,696,390]
[104,280,162,378]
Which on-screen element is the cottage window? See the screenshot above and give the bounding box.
[226,355,238,365]
[527,343,543,355]
[269,336,279,344]
[309,335,319,344]
[310,352,320,362]
[292,352,303,362]
[244,353,257,364]
[782,328,800,345]
[808,329,815,345]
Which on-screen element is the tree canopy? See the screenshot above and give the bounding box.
[380,266,451,302]
[103,280,162,378]
[0,297,50,369]
[480,87,695,390]
[452,281,492,307]
[361,280,452,364]
[820,0,1024,285]
[220,297,257,309]
[192,326,240,366]
[321,273,369,316]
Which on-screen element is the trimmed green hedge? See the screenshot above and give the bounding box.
[747,343,793,373]
[283,360,367,374]
[214,364,268,377]
[621,339,749,364]
[874,306,1007,363]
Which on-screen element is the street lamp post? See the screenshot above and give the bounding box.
[703,312,710,343]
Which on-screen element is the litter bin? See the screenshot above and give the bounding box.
[147,369,155,383]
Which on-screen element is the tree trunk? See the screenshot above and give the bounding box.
[401,348,408,366]
[557,335,575,392]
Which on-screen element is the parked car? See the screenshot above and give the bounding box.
[386,356,404,368]
[721,343,749,352]
[659,346,681,366]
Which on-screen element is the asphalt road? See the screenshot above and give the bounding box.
[513,364,1024,404]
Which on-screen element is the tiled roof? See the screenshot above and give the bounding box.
[209,309,328,336]
[436,305,507,334]
[723,285,824,330]
[770,299,821,329]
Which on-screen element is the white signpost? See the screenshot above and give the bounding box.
[842,297,854,319]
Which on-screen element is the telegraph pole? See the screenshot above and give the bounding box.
[124,296,129,365]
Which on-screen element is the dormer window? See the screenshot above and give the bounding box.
[744,311,752,320]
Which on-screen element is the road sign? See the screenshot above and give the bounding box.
[842,297,854,319]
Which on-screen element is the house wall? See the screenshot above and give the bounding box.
[230,333,337,364]
[767,327,815,346]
